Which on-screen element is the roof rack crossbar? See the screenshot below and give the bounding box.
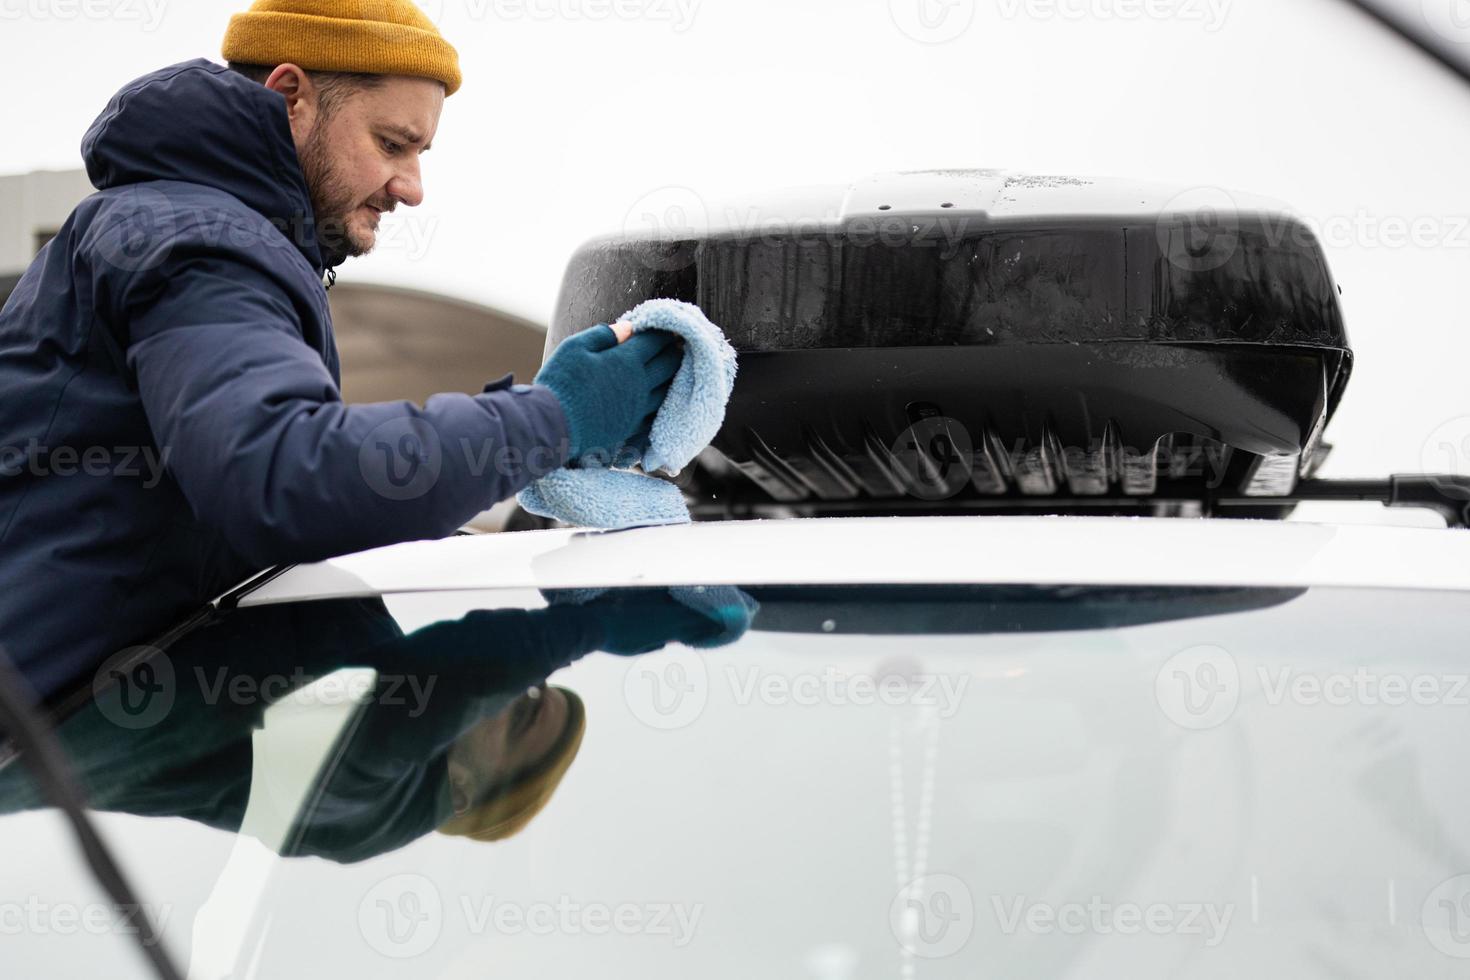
[1220,476,1470,529]
[688,475,1470,528]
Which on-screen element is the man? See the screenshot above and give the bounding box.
[0,0,680,699]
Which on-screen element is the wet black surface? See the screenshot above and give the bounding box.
[549,180,1351,515]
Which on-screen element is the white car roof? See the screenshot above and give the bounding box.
[235,516,1470,607]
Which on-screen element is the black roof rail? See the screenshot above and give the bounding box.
[687,475,1470,529]
[1222,475,1470,529]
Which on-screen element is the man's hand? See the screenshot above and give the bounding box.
[534,323,681,468]
[578,589,729,655]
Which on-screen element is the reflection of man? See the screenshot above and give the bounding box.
[0,588,752,864]
[442,686,584,842]
[285,681,590,863]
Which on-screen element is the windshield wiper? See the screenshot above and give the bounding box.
[0,648,184,980]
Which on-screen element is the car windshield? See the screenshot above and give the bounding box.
[3,582,1470,977]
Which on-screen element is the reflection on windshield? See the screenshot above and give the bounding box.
[0,584,1296,865]
[7,584,1470,980]
[0,586,757,864]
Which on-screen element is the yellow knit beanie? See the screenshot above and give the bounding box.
[222,0,461,96]
[436,688,587,844]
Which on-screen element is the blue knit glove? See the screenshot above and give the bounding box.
[574,589,730,655]
[535,324,682,467]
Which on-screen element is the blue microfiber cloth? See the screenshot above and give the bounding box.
[518,299,738,529]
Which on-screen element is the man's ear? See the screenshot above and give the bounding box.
[263,64,321,148]
[448,773,471,815]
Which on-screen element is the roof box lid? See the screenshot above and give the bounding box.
[549,170,1353,517]
[551,168,1347,356]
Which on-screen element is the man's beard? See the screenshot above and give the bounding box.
[299,123,370,269]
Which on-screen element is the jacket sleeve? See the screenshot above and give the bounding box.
[117,246,569,568]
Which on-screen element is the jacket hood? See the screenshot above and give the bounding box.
[82,59,323,271]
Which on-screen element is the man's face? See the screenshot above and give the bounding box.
[445,687,571,816]
[293,74,445,267]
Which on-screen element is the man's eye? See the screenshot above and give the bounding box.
[381,138,403,154]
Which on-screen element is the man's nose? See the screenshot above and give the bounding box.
[388,160,424,208]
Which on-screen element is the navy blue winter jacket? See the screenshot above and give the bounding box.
[0,60,570,699]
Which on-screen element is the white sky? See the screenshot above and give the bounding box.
[2,0,1469,480]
